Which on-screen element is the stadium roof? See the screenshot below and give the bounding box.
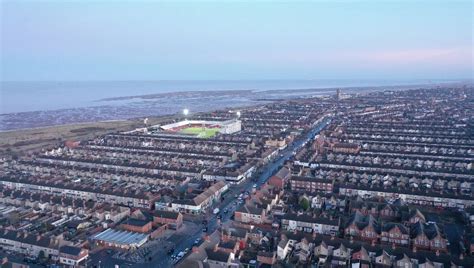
[92,228,148,246]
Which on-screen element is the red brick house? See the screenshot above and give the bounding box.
[378,204,399,219]
[381,223,409,246]
[216,240,239,254]
[345,212,380,241]
[268,167,290,189]
[407,209,426,224]
[411,222,447,252]
[360,222,380,241]
[234,205,265,224]
[290,176,334,193]
[152,210,183,230]
[120,218,152,233]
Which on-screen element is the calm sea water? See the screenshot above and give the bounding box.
[0,79,450,114]
[0,79,464,130]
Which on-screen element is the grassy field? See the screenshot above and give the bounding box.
[180,127,220,138]
[0,115,176,157]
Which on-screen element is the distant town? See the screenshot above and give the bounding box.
[0,86,473,268]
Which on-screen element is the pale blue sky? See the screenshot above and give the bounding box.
[1,0,472,81]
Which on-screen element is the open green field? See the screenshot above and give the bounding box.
[180,127,220,138]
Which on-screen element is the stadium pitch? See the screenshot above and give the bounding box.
[180,127,220,138]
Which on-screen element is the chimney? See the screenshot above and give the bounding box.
[37,235,41,241]
[371,240,376,247]
[412,246,417,253]
[436,250,440,256]
[392,243,396,250]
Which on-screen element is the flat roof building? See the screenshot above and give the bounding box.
[91,228,148,250]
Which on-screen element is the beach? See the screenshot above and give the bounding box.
[1,80,465,132]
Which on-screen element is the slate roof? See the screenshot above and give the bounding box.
[0,229,52,248]
[235,205,263,215]
[153,210,180,220]
[205,249,230,263]
[59,245,82,256]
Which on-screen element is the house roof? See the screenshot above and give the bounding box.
[274,167,290,180]
[59,245,83,256]
[0,229,52,248]
[205,249,230,263]
[235,205,263,215]
[192,181,227,206]
[410,222,443,240]
[122,218,150,227]
[153,210,180,220]
[92,228,148,246]
[281,213,338,226]
[382,223,408,234]
[218,240,237,249]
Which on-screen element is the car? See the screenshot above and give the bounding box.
[202,227,208,232]
[217,214,222,220]
[194,238,201,245]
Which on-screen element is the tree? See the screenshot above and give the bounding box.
[300,198,310,211]
[38,250,46,262]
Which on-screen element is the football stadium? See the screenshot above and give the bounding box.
[159,119,241,138]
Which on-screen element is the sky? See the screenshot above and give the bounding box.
[1,0,473,81]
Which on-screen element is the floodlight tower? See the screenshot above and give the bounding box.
[183,108,189,120]
[236,111,241,118]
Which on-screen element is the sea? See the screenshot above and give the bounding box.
[0,79,466,131]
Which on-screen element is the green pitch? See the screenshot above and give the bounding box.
[180,127,220,138]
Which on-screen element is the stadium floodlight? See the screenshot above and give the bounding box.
[236,111,241,118]
[183,108,189,116]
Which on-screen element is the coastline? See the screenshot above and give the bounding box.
[0,81,470,156]
[0,102,261,157]
[2,82,468,132]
